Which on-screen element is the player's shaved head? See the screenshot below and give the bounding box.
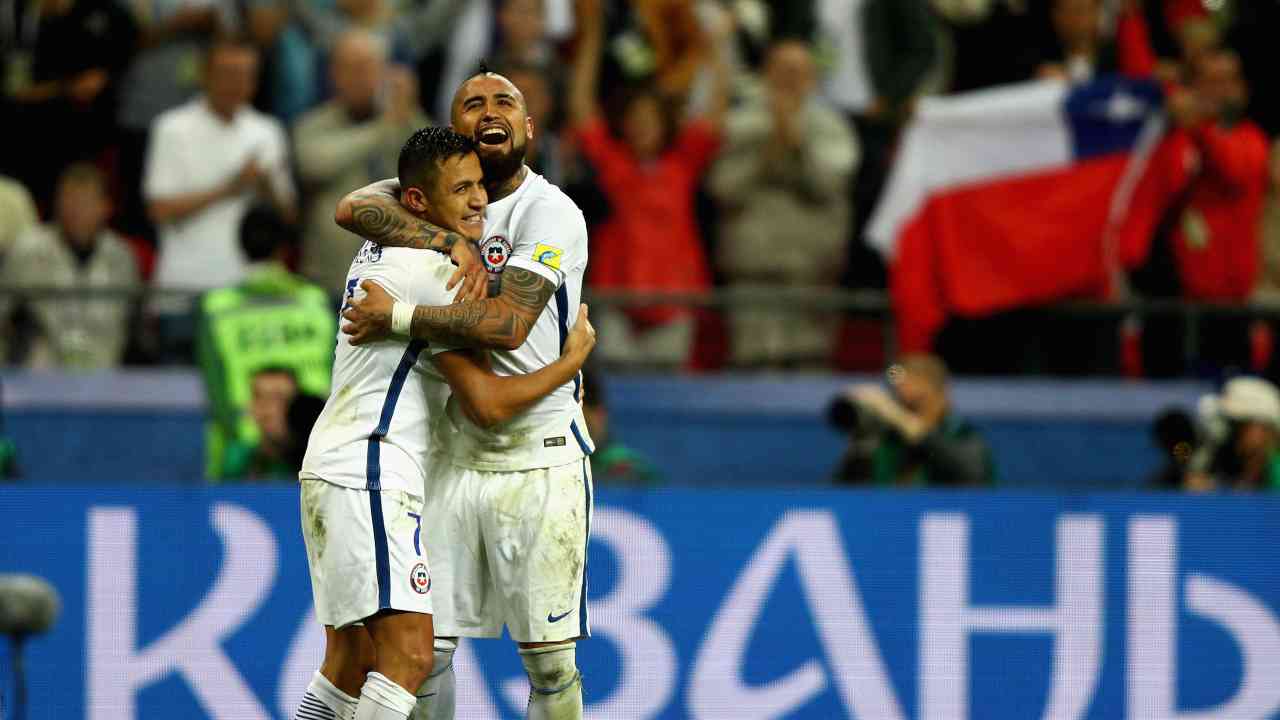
[452,71,527,121]
[449,69,534,190]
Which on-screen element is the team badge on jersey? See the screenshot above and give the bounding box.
[410,563,431,594]
[534,243,563,270]
[482,235,512,273]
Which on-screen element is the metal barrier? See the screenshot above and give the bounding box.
[5,285,1280,371]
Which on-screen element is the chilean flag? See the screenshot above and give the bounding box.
[867,76,1178,353]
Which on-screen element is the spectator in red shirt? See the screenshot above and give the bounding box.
[567,0,731,369]
[1166,50,1270,302]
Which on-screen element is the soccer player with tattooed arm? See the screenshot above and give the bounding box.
[337,67,595,720]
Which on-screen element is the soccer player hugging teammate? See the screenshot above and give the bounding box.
[336,70,595,720]
[295,127,595,720]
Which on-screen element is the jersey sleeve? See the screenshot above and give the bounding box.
[408,251,462,356]
[504,194,588,290]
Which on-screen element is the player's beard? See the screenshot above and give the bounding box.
[478,137,527,190]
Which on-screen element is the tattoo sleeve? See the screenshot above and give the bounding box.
[342,185,467,253]
[409,268,555,350]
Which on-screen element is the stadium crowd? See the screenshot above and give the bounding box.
[1,0,1278,378]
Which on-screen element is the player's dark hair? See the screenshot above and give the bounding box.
[239,204,292,262]
[398,126,478,194]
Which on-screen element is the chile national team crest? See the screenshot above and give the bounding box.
[482,235,511,274]
[410,563,431,594]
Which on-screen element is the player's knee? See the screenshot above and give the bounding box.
[377,634,434,688]
[519,642,580,695]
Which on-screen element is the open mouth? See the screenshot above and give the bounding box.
[477,125,509,146]
[460,212,485,233]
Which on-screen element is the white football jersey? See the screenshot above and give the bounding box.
[300,242,458,493]
[443,168,595,471]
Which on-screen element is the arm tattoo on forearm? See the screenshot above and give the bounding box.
[409,268,555,348]
[348,193,465,252]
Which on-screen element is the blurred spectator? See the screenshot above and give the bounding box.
[833,0,939,289]
[1147,407,1197,490]
[115,0,238,235]
[490,0,562,79]
[215,366,320,479]
[1256,141,1280,304]
[569,0,729,369]
[731,0,815,69]
[0,175,38,262]
[196,206,334,480]
[582,368,660,486]
[709,39,858,368]
[831,354,994,487]
[240,0,321,121]
[1165,50,1269,303]
[0,164,139,369]
[219,367,324,480]
[592,0,709,102]
[144,36,296,357]
[1187,377,1280,492]
[294,30,425,293]
[0,0,138,206]
[118,0,238,132]
[943,0,1047,93]
[432,0,569,122]
[1035,0,1113,82]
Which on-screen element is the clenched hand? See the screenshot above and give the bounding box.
[342,280,394,345]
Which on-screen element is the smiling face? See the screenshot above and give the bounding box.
[450,73,533,183]
[414,151,488,242]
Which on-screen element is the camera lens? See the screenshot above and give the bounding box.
[827,396,861,432]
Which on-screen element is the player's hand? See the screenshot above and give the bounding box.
[341,280,394,345]
[229,159,263,195]
[563,304,596,363]
[447,240,488,303]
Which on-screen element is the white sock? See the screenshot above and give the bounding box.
[519,644,583,720]
[411,638,457,720]
[295,672,358,720]
[355,672,418,720]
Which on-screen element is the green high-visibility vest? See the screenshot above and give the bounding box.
[197,263,336,479]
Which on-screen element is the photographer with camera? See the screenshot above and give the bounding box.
[1186,377,1280,493]
[830,354,994,488]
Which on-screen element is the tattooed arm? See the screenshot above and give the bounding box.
[335,178,465,251]
[334,178,488,301]
[343,267,555,350]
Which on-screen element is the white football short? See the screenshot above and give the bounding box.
[423,457,592,643]
[300,479,433,629]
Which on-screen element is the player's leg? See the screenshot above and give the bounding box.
[409,635,458,720]
[412,462,502,720]
[294,625,373,720]
[517,640,583,720]
[356,609,435,720]
[352,487,438,720]
[483,460,592,720]
[299,480,378,720]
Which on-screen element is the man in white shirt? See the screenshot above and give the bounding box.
[337,70,592,720]
[143,35,297,355]
[295,127,595,720]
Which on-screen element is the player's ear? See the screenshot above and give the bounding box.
[403,185,430,213]
[525,116,534,140]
